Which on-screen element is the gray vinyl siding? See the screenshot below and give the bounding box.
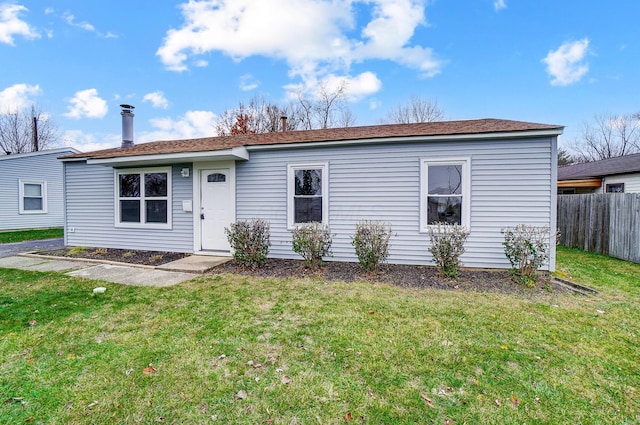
[64,161,194,252]
[597,173,640,193]
[237,137,555,269]
[0,150,74,231]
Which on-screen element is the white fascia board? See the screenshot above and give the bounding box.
[246,129,564,152]
[84,146,249,167]
[0,147,80,161]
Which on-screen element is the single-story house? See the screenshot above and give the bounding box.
[557,153,640,194]
[60,117,563,271]
[0,147,79,231]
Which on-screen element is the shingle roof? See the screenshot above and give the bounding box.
[61,118,563,160]
[558,153,640,180]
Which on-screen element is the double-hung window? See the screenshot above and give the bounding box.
[115,168,171,228]
[421,158,470,230]
[287,163,328,228]
[19,180,47,214]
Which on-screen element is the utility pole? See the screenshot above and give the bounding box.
[31,106,39,152]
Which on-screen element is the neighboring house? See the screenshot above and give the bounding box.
[60,118,563,270]
[557,153,640,194]
[0,147,79,231]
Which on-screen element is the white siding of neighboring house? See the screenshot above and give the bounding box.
[0,149,75,231]
[63,161,194,252]
[596,173,640,193]
[236,137,556,270]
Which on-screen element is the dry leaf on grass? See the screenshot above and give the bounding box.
[345,411,352,422]
[510,394,520,407]
[142,364,157,374]
[281,375,292,384]
[420,393,435,408]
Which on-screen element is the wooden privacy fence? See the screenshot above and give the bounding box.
[557,193,640,263]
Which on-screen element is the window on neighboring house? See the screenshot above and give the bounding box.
[19,180,47,214]
[115,168,171,228]
[421,158,470,230]
[288,163,328,228]
[605,183,624,193]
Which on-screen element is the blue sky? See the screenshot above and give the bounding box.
[1,0,639,153]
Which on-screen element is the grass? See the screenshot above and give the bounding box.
[0,228,63,244]
[0,247,638,424]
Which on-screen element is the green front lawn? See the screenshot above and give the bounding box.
[0,247,638,424]
[0,228,63,244]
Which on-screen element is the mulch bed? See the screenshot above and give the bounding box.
[35,247,567,296]
[213,258,569,296]
[37,247,190,267]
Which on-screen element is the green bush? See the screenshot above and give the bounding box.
[502,224,553,285]
[351,220,392,271]
[225,218,271,269]
[427,222,470,278]
[291,222,333,268]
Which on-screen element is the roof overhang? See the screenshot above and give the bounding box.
[557,178,602,188]
[79,146,249,167]
[245,129,564,151]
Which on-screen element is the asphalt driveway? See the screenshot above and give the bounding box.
[0,238,64,258]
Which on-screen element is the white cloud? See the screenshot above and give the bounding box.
[61,10,115,38]
[0,83,41,111]
[62,129,121,152]
[143,91,169,109]
[239,74,259,91]
[157,0,441,94]
[494,0,507,11]
[139,110,217,143]
[63,110,218,151]
[62,12,95,31]
[542,38,590,86]
[64,88,109,119]
[0,4,40,45]
[321,72,382,100]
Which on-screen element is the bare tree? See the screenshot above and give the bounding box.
[381,96,444,124]
[570,113,640,162]
[0,106,60,154]
[216,84,355,135]
[295,80,355,130]
[214,95,302,135]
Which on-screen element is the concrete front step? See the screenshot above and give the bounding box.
[157,255,231,273]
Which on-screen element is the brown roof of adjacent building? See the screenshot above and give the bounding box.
[558,152,640,180]
[61,118,563,160]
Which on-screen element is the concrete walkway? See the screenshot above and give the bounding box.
[0,254,230,287]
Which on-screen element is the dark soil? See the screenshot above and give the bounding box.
[214,258,569,296]
[35,247,567,296]
[38,247,190,266]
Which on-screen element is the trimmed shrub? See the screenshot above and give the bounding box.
[291,222,333,268]
[502,224,553,285]
[225,218,270,269]
[427,222,470,278]
[351,220,392,271]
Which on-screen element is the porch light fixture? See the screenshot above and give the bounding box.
[181,168,190,177]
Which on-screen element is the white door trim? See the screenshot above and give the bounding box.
[193,160,236,255]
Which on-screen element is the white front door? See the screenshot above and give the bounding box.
[200,168,232,251]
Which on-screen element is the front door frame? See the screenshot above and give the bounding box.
[193,160,236,255]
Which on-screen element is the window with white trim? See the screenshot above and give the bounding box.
[19,180,47,214]
[421,158,470,230]
[287,163,328,228]
[115,168,172,228]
